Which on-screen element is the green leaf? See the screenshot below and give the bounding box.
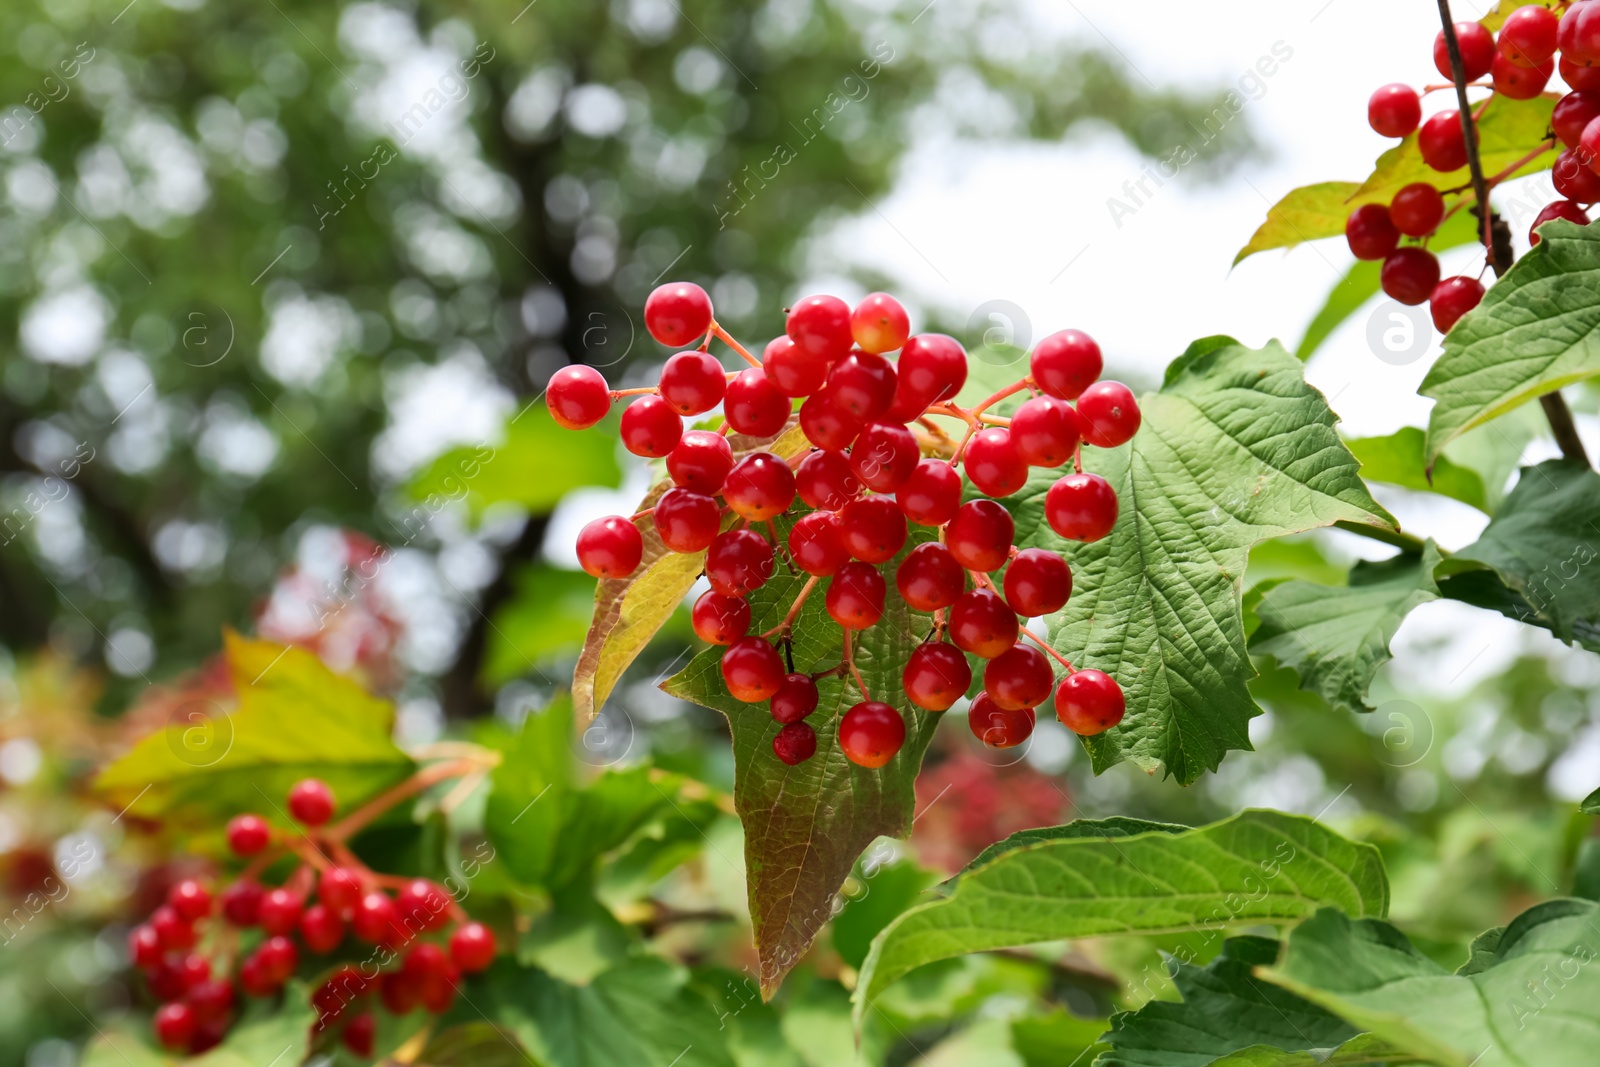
[1421,218,1600,462]
[81,982,317,1067]
[831,854,940,970]
[574,422,809,728]
[413,1023,536,1067]
[661,515,944,996]
[1190,1034,1412,1066]
[1344,428,1488,512]
[1012,1011,1112,1067]
[407,405,622,517]
[93,633,413,828]
[853,810,1389,1025]
[1234,181,1363,265]
[484,565,598,685]
[1582,788,1600,815]
[1260,900,1600,1067]
[1096,936,1359,1067]
[1437,460,1600,643]
[1249,542,1442,715]
[1013,337,1395,781]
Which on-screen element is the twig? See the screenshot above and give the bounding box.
[762,576,818,638]
[1331,520,1432,554]
[842,628,870,700]
[711,323,763,368]
[1020,626,1076,673]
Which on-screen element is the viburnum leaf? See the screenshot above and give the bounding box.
[1260,900,1600,1067]
[1344,428,1488,512]
[1096,936,1363,1067]
[853,810,1389,1026]
[1582,787,1600,815]
[1235,94,1555,264]
[81,981,317,1067]
[1011,337,1395,781]
[1421,219,1600,463]
[93,632,414,829]
[661,517,943,997]
[573,421,808,728]
[1178,1035,1409,1067]
[1249,542,1442,715]
[1437,460,1600,644]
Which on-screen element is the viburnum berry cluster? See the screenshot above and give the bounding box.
[549,282,1135,770]
[1360,6,1597,330]
[126,777,497,1056]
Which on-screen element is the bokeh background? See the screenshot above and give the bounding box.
[1,0,1596,1064]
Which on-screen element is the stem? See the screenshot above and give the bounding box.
[610,387,660,398]
[1331,520,1432,554]
[842,628,870,701]
[711,323,763,368]
[325,759,482,842]
[1437,0,1590,468]
[762,575,819,638]
[971,380,1029,417]
[1020,626,1076,673]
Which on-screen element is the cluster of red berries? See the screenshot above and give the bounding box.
[548,282,1133,770]
[127,779,496,1056]
[1360,7,1600,330]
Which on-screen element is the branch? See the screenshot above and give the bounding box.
[1332,520,1431,555]
[1437,0,1591,467]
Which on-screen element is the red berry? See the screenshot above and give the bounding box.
[644,282,713,347]
[1561,3,1600,65]
[787,295,854,362]
[380,971,419,1015]
[1004,548,1072,617]
[129,924,162,968]
[896,542,966,612]
[721,637,786,702]
[945,500,1015,573]
[1046,472,1118,542]
[1076,381,1141,449]
[964,428,1029,497]
[147,954,189,1000]
[1030,329,1102,400]
[545,365,611,430]
[1367,83,1420,138]
[1501,5,1558,67]
[1583,115,1600,170]
[450,922,497,973]
[796,449,862,510]
[903,642,972,712]
[1344,203,1400,261]
[1380,247,1442,306]
[851,292,911,354]
[185,978,235,1023]
[220,880,263,927]
[763,335,829,397]
[151,905,195,951]
[1418,111,1468,172]
[1554,148,1600,203]
[395,879,452,931]
[256,935,299,983]
[691,590,751,644]
[226,814,271,856]
[724,452,796,521]
[1554,91,1600,148]
[838,701,905,768]
[576,516,643,579]
[1010,396,1081,468]
[849,424,918,494]
[1430,276,1486,333]
[174,952,211,991]
[667,430,734,493]
[300,903,344,953]
[827,352,897,421]
[619,395,683,458]
[1389,183,1445,237]
[659,350,727,416]
[725,367,791,437]
[896,333,969,405]
[1055,669,1126,736]
[773,721,818,765]
[983,643,1054,711]
[707,529,776,597]
[402,943,459,1011]
[798,389,864,451]
[319,867,364,919]
[948,588,1019,659]
[288,779,335,826]
[838,495,908,563]
[788,511,850,577]
[237,954,277,998]
[653,488,721,553]
[771,673,819,724]
[258,887,304,936]
[825,560,887,629]
[1434,22,1496,82]
[897,458,963,526]
[1530,199,1590,244]
[343,1013,377,1057]
[968,692,1036,749]
[167,879,211,923]
[1491,51,1552,99]
[313,965,367,1025]
[153,1002,196,1051]
[1561,56,1600,92]
[353,891,399,945]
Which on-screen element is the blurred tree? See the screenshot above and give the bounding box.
[0,0,1256,713]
